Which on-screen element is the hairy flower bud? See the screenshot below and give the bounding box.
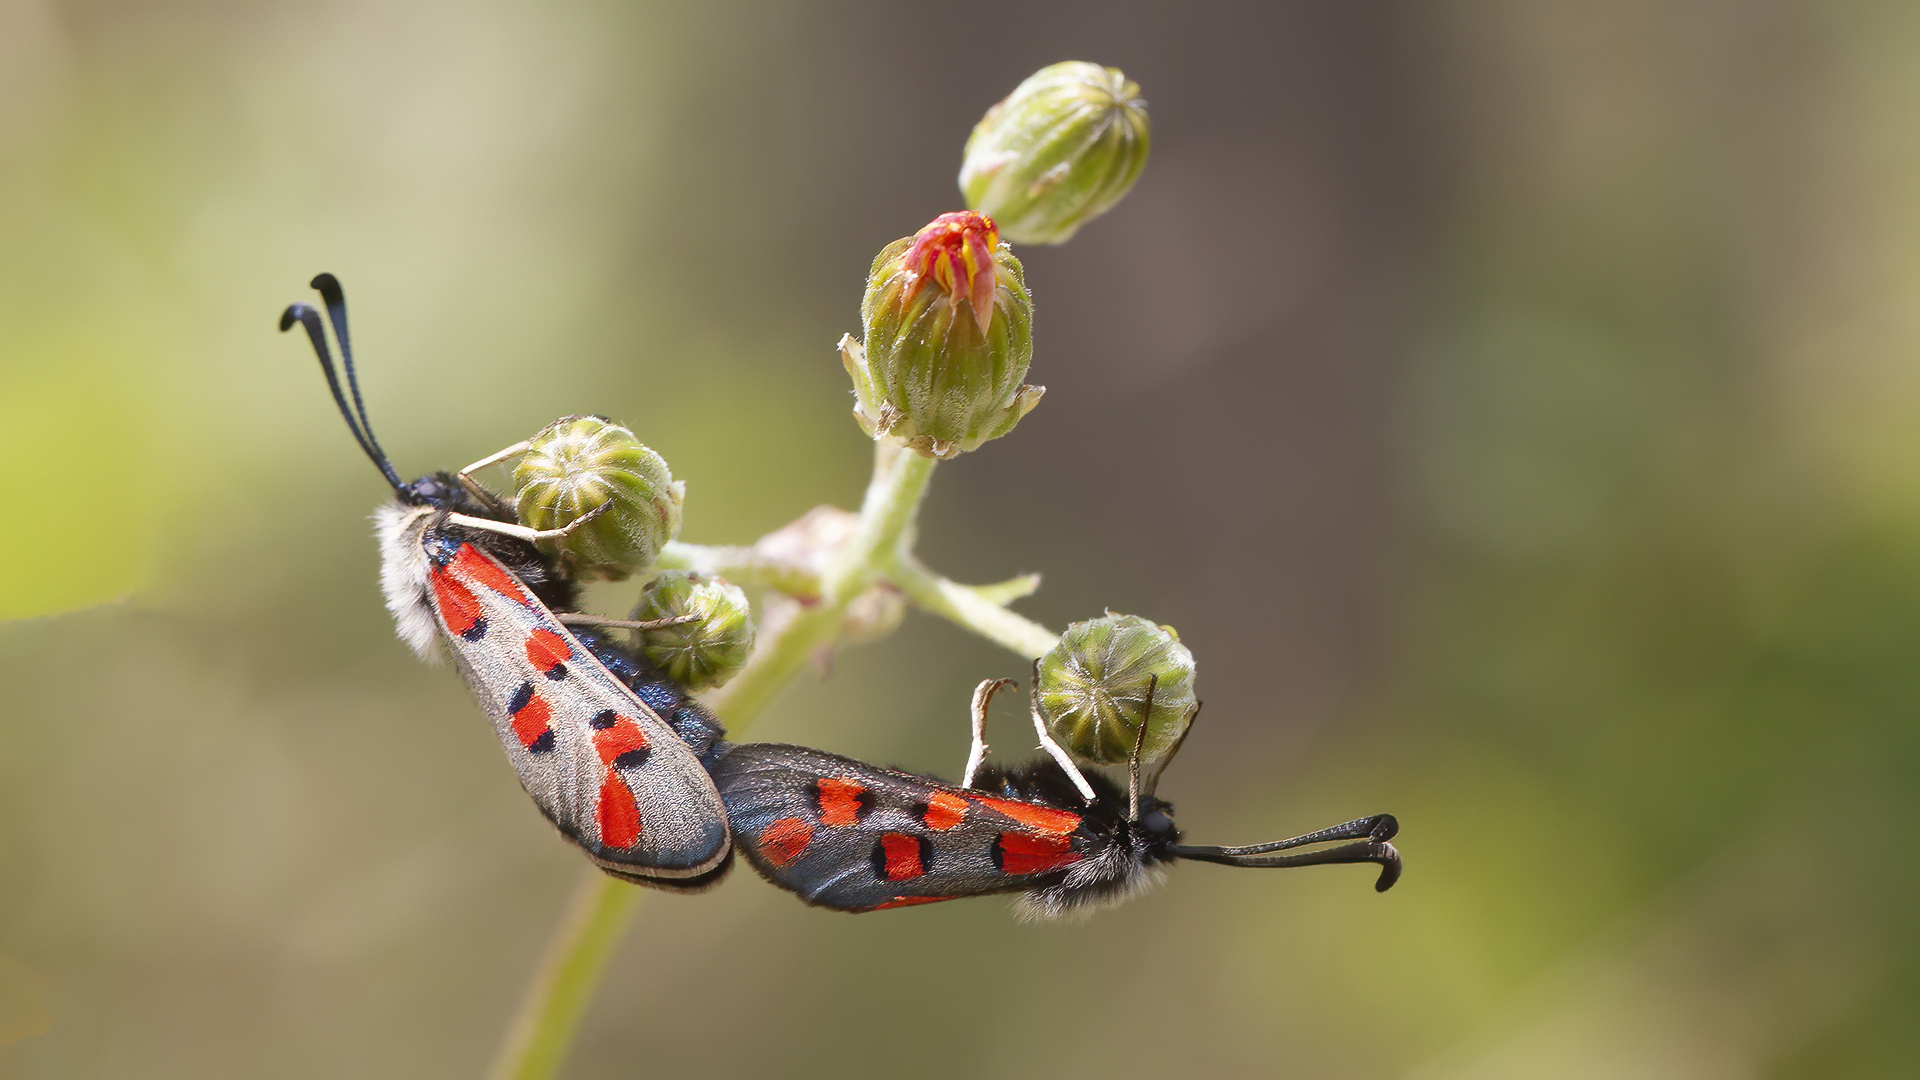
[512,416,683,581]
[842,211,1042,459]
[630,571,754,690]
[1036,613,1197,765]
[959,61,1150,245]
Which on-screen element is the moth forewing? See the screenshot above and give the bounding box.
[426,534,730,879]
[284,273,733,889]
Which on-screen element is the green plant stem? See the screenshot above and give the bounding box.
[886,553,1056,659]
[968,572,1044,606]
[834,445,938,598]
[655,541,822,601]
[486,872,642,1080]
[488,444,939,1080]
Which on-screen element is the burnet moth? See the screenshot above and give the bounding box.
[712,677,1401,916]
[279,274,732,889]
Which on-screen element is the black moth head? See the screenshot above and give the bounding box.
[984,744,1400,893]
[279,274,580,614]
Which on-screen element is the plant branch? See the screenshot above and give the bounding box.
[655,541,822,601]
[970,572,1043,607]
[831,443,937,599]
[487,872,642,1080]
[885,552,1056,660]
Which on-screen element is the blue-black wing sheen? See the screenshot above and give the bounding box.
[711,743,1098,912]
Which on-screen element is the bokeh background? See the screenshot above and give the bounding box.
[4,1,1918,1076]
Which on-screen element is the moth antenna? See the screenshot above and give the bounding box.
[1175,839,1403,892]
[1195,813,1398,854]
[279,295,404,491]
[308,274,399,482]
[1171,814,1403,892]
[1126,674,1158,822]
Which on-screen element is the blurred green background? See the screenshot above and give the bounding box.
[4,1,1919,1076]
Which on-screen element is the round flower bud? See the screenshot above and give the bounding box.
[512,416,684,581]
[630,571,754,690]
[1036,613,1197,765]
[842,211,1043,459]
[959,61,1150,245]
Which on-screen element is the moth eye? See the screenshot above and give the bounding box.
[1140,809,1174,837]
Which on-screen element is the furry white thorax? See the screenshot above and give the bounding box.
[374,501,442,662]
[1015,842,1167,921]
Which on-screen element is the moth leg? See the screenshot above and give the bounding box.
[557,612,700,631]
[1028,660,1098,804]
[1137,699,1200,806]
[1126,674,1157,822]
[962,678,1017,788]
[446,499,609,543]
[454,439,531,513]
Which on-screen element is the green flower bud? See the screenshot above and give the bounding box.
[959,61,1150,245]
[842,211,1043,459]
[1036,613,1197,765]
[512,416,684,581]
[629,571,754,690]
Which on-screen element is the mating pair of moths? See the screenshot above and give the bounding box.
[281,275,1401,917]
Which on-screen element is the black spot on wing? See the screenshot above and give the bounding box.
[544,661,568,681]
[509,681,535,714]
[528,730,554,753]
[461,618,488,642]
[613,747,650,770]
[590,709,617,730]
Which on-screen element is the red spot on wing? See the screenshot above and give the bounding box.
[591,718,648,848]
[922,791,967,831]
[970,795,1081,835]
[879,833,926,880]
[997,832,1080,875]
[592,717,649,768]
[452,543,530,603]
[511,693,552,749]
[872,895,955,910]
[758,817,813,868]
[817,777,867,827]
[525,627,571,674]
[430,568,483,637]
[597,775,641,849]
